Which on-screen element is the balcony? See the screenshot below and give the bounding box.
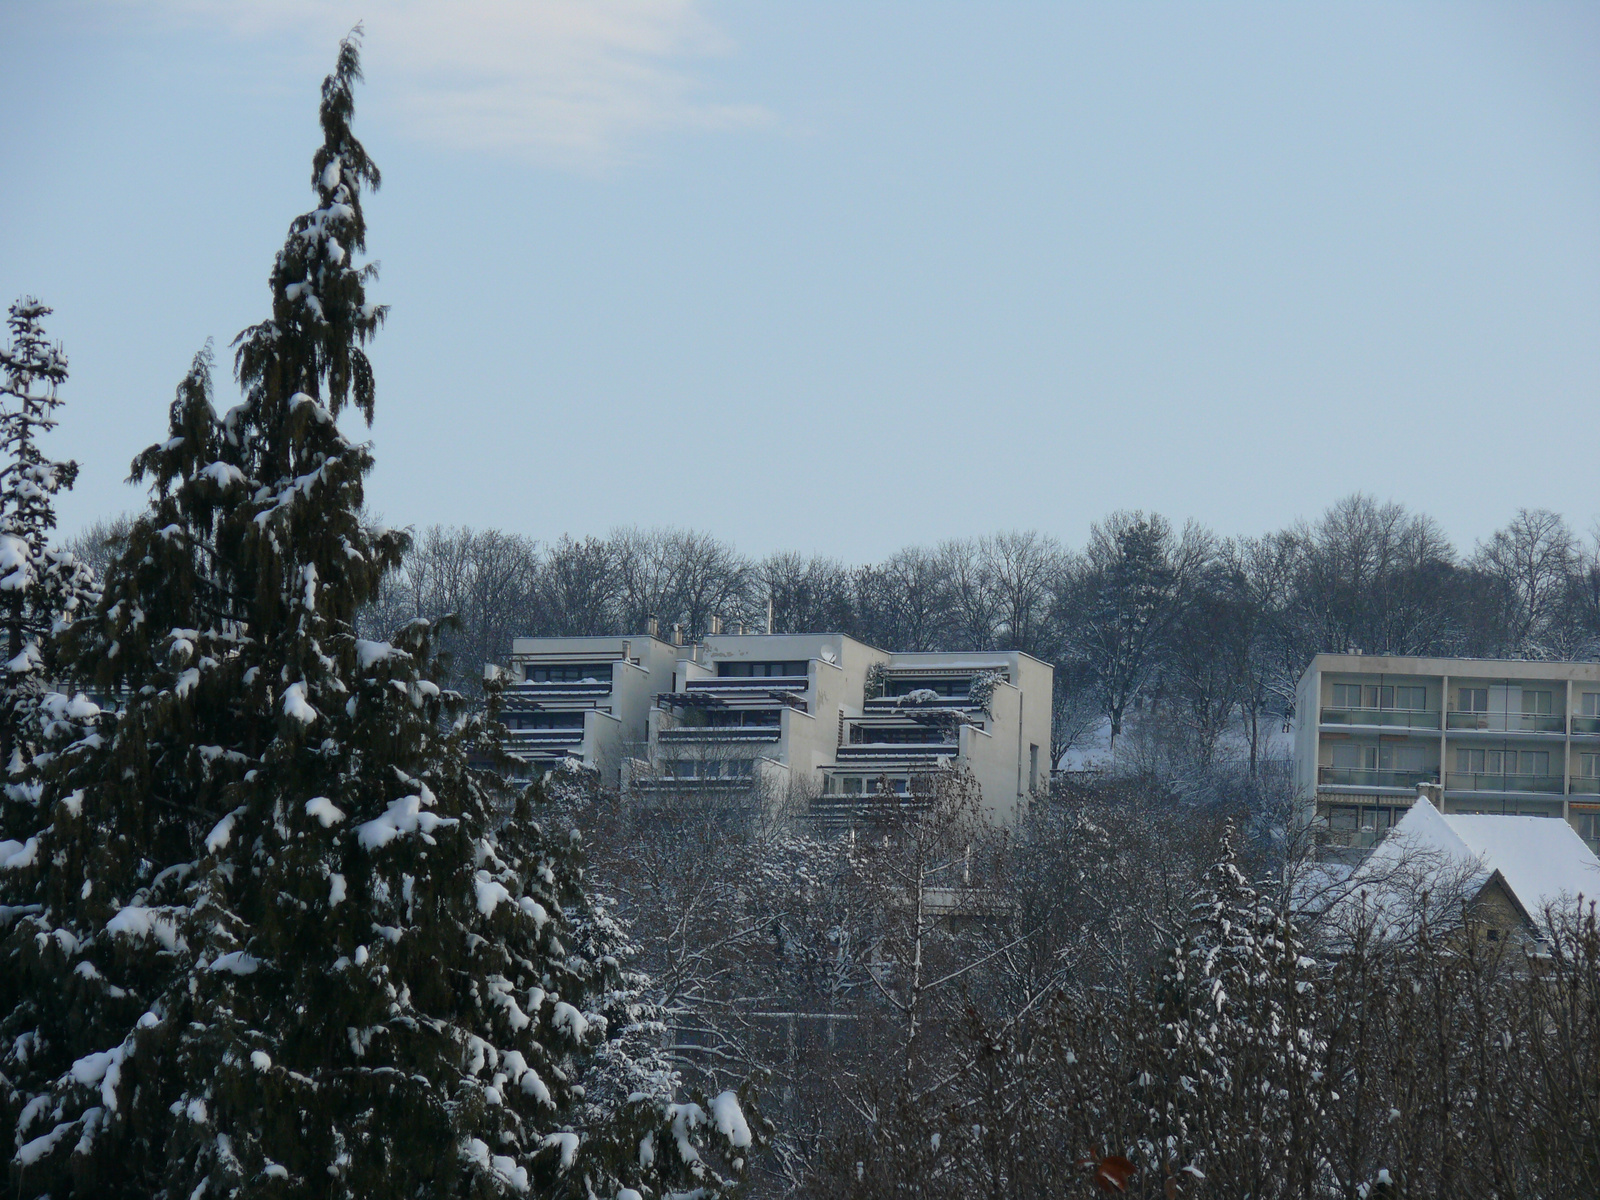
[1446,711,1565,734]
[1569,777,1600,795]
[1320,707,1440,730]
[1571,717,1600,736]
[1446,772,1564,795]
[1317,767,1437,790]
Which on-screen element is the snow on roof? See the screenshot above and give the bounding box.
[1345,796,1600,932]
[1440,812,1600,917]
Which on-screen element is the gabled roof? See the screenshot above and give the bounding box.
[1340,798,1600,934]
[1435,811,1600,918]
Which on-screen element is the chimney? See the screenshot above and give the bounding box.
[1417,781,1443,810]
[709,614,723,636]
[672,623,684,647]
[647,614,659,638]
[766,596,774,636]
[733,620,744,636]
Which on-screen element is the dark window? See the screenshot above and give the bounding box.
[717,661,809,678]
[512,712,584,730]
[706,709,781,728]
[526,663,614,683]
[850,726,945,745]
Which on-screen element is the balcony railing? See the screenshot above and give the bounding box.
[1320,707,1440,729]
[687,676,808,694]
[1446,711,1565,734]
[658,726,780,744]
[1446,772,1565,794]
[1571,717,1600,735]
[865,694,980,712]
[632,776,757,794]
[1317,767,1437,790]
[504,727,585,742]
[1569,777,1600,795]
[836,743,955,763]
[504,682,612,710]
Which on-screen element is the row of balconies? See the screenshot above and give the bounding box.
[1321,707,1600,734]
[1317,765,1600,795]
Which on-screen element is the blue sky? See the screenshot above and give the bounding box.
[2,2,1597,561]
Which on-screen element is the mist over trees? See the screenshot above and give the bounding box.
[227,495,1600,767]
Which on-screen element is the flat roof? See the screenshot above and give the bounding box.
[1301,652,1600,687]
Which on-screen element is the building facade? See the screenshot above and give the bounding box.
[1294,653,1600,854]
[501,630,1053,825]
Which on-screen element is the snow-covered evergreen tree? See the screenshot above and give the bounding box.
[0,34,751,1199]
[0,298,95,763]
[1137,824,1326,1195]
[0,298,96,859]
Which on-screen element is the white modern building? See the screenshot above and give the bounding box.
[501,629,1053,825]
[499,633,682,784]
[1293,653,1600,855]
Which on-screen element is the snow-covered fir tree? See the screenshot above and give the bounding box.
[0,34,752,1199]
[0,299,95,761]
[1137,824,1326,1195]
[0,298,96,852]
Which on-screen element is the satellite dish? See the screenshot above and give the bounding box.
[820,646,838,665]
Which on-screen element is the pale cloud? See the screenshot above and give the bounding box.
[126,0,770,168]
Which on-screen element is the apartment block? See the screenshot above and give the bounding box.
[500,630,1053,825]
[500,634,683,784]
[1293,653,1600,854]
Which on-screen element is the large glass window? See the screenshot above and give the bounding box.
[1331,744,1367,770]
[1574,810,1600,848]
[1582,693,1600,717]
[1455,749,1550,776]
[1332,743,1425,771]
[1331,683,1426,710]
[1581,753,1600,779]
[1457,687,1488,712]
[706,709,780,728]
[1522,690,1554,716]
[1360,807,1399,833]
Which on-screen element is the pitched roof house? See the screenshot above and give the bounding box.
[1330,793,1600,945]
